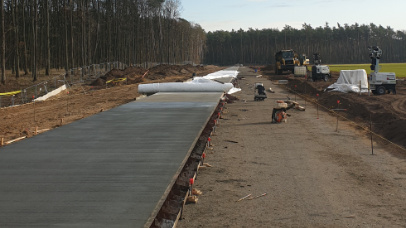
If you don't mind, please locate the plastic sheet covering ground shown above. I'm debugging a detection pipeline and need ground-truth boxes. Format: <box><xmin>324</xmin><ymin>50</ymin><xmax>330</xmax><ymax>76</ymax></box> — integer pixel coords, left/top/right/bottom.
<box><xmin>203</xmin><ymin>70</ymin><xmax>239</xmax><ymax>80</ymax></box>
<box><xmin>138</xmin><ymin>82</ymin><xmax>234</xmax><ymax>94</ymax></box>
<box><xmin>138</xmin><ymin>67</ymin><xmax>241</xmax><ymax>95</ymax></box>
<box><xmin>227</xmin><ymin>87</ymin><xmax>242</xmax><ymax>94</ymax></box>
<box><xmin>327</xmin><ymin>69</ymin><xmax>369</xmax><ymax>93</ymax></box>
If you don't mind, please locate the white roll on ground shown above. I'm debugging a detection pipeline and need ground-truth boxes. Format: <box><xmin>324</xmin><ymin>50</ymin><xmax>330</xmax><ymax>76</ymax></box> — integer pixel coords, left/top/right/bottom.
<box><xmin>138</xmin><ymin>82</ymin><xmax>234</xmax><ymax>94</ymax></box>
<box><xmin>34</xmin><ymin>84</ymin><xmax>67</xmax><ymax>102</ymax></box>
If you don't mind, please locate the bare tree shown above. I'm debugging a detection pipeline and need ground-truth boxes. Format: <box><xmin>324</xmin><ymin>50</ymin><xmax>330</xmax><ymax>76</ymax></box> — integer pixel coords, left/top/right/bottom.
<box><xmin>13</xmin><ymin>0</ymin><xmax>20</xmax><ymax>78</ymax></box>
<box><xmin>22</xmin><ymin>0</ymin><xmax>28</xmax><ymax>75</ymax></box>
<box><xmin>1</xmin><ymin>0</ymin><xmax>5</xmax><ymax>84</ymax></box>
<box><xmin>64</xmin><ymin>0</ymin><xmax>69</xmax><ymax>74</ymax></box>
<box><xmin>31</xmin><ymin>0</ymin><xmax>38</xmax><ymax>81</ymax></box>
<box><xmin>0</xmin><ymin>0</ymin><xmax>216</xmax><ymax>74</ymax></box>
<box><xmin>45</xmin><ymin>0</ymin><xmax>50</xmax><ymax>75</ymax></box>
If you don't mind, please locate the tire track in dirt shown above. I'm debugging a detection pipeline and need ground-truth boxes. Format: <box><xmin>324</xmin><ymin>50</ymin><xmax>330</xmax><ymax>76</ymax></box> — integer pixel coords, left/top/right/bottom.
<box><xmin>178</xmin><ymin>67</ymin><xmax>406</xmax><ymax>228</ymax></box>
<box><xmin>391</xmin><ymin>97</ymin><xmax>406</xmax><ymax>115</ymax></box>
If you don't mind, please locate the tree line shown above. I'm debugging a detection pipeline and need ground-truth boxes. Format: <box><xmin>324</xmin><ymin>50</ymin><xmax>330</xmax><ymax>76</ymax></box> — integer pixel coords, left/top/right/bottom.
<box><xmin>0</xmin><ymin>0</ymin><xmax>206</xmax><ymax>84</ymax></box>
<box><xmin>2</xmin><ymin>1</ymin><xmax>405</xmax><ymax>85</ymax></box>
<box><xmin>204</xmin><ymin>23</ymin><xmax>406</xmax><ymax>66</ymax></box>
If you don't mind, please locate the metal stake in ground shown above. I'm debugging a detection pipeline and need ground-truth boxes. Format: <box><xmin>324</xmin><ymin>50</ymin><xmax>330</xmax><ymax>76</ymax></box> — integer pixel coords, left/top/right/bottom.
<box><xmin>294</xmin><ymin>85</ymin><xmax>297</xmax><ymax>101</ymax></box>
<box><xmin>201</xmin><ymin>153</ymin><xmax>206</xmax><ymax>165</ymax></box>
<box><xmin>33</xmin><ymin>95</ymin><xmax>36</xmax><ymax>122</ymax></box>
<box><xmin>316</xmin><ymin>94</ymin><xmax>319</xmax><ymax>119</ymax></box>
<box><xmin>66</xmin><ymin>90</ymin><xmax>70</xmax><ymax>113</ymax></box>
<box><xmin>207</xmin><ymin>137</ymin><xmax>211</xmax><ymax>148</ymax></box>
<box><xmin>189</xmin><ymin>178</ymin><xmax>194</xmax><ymax>195</ymax></box>
<box><xmin>370</xmin><ymin>114</ymin><xmax>374</xmax><ymax>155</ymax></box>
<box><xmin>332</xmin><ymin>100</ymin><xmax>348</xmax><ymax>132</ymax></box>
<box><xmin>336</xmin><ymin>100</ymin><xmax>340</xmax><ymax>132</ymax></box>
<box><xmin>304</xmin><ymin>82</ymin><xmax>307</xmax><ymax>109</ymax></box>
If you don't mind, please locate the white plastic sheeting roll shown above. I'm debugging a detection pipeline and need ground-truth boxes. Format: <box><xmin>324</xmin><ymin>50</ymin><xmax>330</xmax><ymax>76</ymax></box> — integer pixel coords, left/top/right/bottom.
<box><xmin>204</xmin><ymin>70</ymin><xmax>239</xmax><ymax>80</ymax></box>
<box><xmin>138</xmin><ymin>67</ymin><xmax>240</xmax><ymax>95</ymax></box>
<box><xmin>34</xmin><ymin>84</ymin><xmax>67</xmax><ymax>102</ymax></box>
<box><xmin>138</xmin><ymin>82</ymin><xmax>234</xmax><ymax>94</ymax></box>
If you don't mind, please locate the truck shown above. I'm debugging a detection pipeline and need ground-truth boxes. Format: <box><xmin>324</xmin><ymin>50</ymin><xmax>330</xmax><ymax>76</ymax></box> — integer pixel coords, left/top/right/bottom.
<box><xmin>274</xmin><ymin>50</ymin><xmax>300</xmax><ymax>75</ymax></box>
<box><xmin>368</xmin><ymin>46</ymin><xmax>397</xmax><ymax>95</ymax></box>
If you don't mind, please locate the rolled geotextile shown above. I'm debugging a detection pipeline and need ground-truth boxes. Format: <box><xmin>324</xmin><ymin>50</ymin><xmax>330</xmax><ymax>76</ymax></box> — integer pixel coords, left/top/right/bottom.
<box><xmin>138</xmin><ymin>82</ymin><xmax>234</xmax><ymax>94</ymax></box>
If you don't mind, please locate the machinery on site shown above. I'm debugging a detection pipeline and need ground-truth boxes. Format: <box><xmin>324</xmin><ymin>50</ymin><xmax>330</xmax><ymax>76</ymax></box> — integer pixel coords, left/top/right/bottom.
<box><xmin>254</xmin><ymin>82</ymin><xmax>267</xmax><ymax>101</ymax></box>
<box><xmin>300</xmin><ymin>54</ymin><xmax>310</xmax><ymax>66</ymax></box>
<box><xmin>274</xmin><ymin>50</ymin><xmax>300</xmax><ymax>75</ymax></box>
<box><xmin>368</xmin><ymin>46</ymin><xmax>397</xmax><ymax>95</ymax></box>
<box><xmin>293</xmin><ymin>54</ymin><xmax>310</xmax><ymax>77</ymax></box>
<box><xmin>311</xmin><ymin>53</ymin><xmax>330</xmax><ymax>81</ymax></box>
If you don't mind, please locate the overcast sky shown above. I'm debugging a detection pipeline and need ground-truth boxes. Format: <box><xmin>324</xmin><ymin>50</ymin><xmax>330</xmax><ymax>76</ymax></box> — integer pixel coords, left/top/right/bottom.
<box><xmin>181</xmin><ymin>0</ymin><xmax>406</xmax><ymax>32</ymax></box>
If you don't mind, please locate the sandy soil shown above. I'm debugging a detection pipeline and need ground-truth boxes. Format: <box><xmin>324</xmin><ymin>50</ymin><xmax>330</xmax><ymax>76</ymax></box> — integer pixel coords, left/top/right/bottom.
<box><xmin>177</xmin><ymin>67</ymin><xmax>406</xmax><ymax>227</ymax></box>
<box><xmin>2</xmin><ymin>65</ymin><xmax>406</xmax><ymax>227</ymax></box>
<box><xmin>280</xmin><ymin>70</ymin><xmax>406</xmax><ymax>150</ymax></box>
<box><xmin>0</xmin><ymin>65</ymin><xmax>222</xmax><ymax>144</ymax></box>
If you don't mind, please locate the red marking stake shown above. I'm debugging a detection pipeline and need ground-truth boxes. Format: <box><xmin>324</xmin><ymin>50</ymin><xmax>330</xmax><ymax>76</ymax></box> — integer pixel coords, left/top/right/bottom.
<box><xmin>189</xmin><ymin>178</ymin><xmax>194</xmax><ymax>195</ymax></box>
<box><xmin>316</xmin><ymin>94</ymin><xmax>320</xmax><ymax>119</ymax></box>
<box><xmin>202</xmin><ymin>152</ymin><xmax>206</xmax><ymax>165</ymax></box>
<box><xmin>207</xmin><ymin>137</ymin><xmax>212</xmax><ymax>148</ymax></box>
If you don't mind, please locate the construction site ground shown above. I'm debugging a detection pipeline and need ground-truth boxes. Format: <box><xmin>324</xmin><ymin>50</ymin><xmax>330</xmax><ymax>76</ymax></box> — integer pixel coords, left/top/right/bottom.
<box><xmin>178</xmin><ymin>67</ymin><xmax>406</xmax><ymax>227</ymax></box>
<box><xmin>1</xmin><ymin>65</ymin><xmax>406</xmax><ymax>227</ymax></box>
<box><xmin>0</xmin><ymin>64</ymin><xmax>222</xmax><ymax>143</ymax></box>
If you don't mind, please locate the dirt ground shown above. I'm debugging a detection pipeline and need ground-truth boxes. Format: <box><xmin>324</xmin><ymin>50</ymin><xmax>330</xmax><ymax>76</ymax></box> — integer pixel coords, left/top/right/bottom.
<box><xmin>0</xmin><ymin>64</ymin><xmax>223</xmax><ymax>143</ymax></box>
<box><xmin>2</xmin><ymin>64</ymin><xmax>406</xmax><ymax>227</ymax></box>
<box><xmin>278</xmin><ymin>70</ymin><xmax>406</xmax><ymax>150</ymax></box>
<box><xmin>177</xmin><ymin>67</ymin><xmax>406</xmax><ymax>227</ymax></box>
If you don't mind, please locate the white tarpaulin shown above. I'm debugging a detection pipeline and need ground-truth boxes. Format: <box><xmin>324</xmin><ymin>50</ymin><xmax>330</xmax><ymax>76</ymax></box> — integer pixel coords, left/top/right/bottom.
<box><xmin>327</xmin><ymin>69</ymin><xmax>369</xmax><ymax>93</ymax></box>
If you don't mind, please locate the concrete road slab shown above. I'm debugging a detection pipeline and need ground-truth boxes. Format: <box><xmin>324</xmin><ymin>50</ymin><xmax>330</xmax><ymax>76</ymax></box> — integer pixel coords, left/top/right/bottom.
<box><xmin>0</xmin><ymin>92</ymin><xmax>223</xmax><ymax>227</ymax></box>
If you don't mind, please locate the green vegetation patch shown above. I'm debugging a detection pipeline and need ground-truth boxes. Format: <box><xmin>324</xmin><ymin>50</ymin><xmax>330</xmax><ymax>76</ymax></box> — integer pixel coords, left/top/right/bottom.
<box><xmin>328</xmin><ymin>63</ymin><xmax>406</xmax><ymax>78</ymax></box>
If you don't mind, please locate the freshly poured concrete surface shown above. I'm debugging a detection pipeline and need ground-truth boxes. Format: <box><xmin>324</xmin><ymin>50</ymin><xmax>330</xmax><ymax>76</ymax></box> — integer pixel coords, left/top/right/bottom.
<box><xmin>0</xmin><ymin>92</ymin><xmax>223</xmax><ymax>227</ymax></box>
